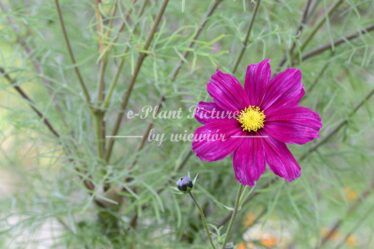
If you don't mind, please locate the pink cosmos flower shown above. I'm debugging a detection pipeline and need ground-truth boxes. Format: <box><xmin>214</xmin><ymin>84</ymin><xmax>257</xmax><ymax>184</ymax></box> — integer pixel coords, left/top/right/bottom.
<box><xmin>192</xmin><ymin>59</ymin><xmax>322</xmax><ymax>186</ymax></box>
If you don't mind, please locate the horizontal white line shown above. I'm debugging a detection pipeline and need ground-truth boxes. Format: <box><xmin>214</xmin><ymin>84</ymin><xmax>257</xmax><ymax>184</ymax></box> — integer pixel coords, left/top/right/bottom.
<box><xmin>105</xmin><ymin>135</ymin><xmax>143</xmax><ymax>138</ymax></box>
<box><xmin>231</xmin><ymin>135</ymin><xmax>269</xmax><ymax>138</ymax></box>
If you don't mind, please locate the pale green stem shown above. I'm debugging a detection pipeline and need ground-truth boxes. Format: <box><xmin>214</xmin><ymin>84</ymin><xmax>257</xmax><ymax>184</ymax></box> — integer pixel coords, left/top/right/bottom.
<box><xmin>221</xmin><ymin>184</ymin><xmax>245</xmax><ymax>249</ymax></box>
<box><xmin>299</xmin><ymin>0</ymin><xmax>344</xmax><ymax>52</ymax></box>
<box><xmin>54</xmin><ymin>0</ymin><xmax>91</xmax><ymax>105</ymax></box>
<box><xmin>232</xmin><ymin>0</ymin><xmax>261</xmax><ymax>74</ymax></box>
<box><xmin>189</xmin><ymin>192</ymin><xmax>217</xmax><ymax>249</ymax></box>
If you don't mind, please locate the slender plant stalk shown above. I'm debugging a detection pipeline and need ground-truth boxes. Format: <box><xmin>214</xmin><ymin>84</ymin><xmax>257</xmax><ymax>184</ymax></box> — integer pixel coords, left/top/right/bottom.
<box><xmin>299</xmin><ymin>0</ymin><xmax>344</xmax><ymax>52</ymax></box>
<box><xmin>308</xmin><ymin>0</ymin><xmax>321</xmax><ymax>19</ymax></box>
<box><xmin>217</xmin><ymin>178</ymin><xmax>276</xmax><ymax>227</ymax></box>
<box><xmin>169</xmin><ymin>0</ymin><xmax>223</xmax><ymax>81</ymax></box>
<box><xmin>334</xmin><ymin>202</ymin><xmax>374</xmax><ymax>249</ymax></box>
<box><xmin>105</xmin><ymin>0</ymin><xmax>170</xmax><ymax>162</ymax></box>
<box><xmin>110</xmin><ymin>0</ymin><xmax>138</xmax><ymax>45</ymax></box>
<box><xmin>95</xmin><ymin>0</ymin><xmax>106</xmax><ymax>160</ymax></box>
<box><xmin>54</xmin><ymin>0</ymin><xmax>91</xmax><ymax>105</ymax></box>
<box><xmin>304</xmin><ymin>60</ymin><xmax>331</xmax><ymax>96</ymax></box>
<box><xmin>317</xmin><ymin>180</ymin><xmax>374</xmax><ymax>248</ymax></box>
<box><xmin>232</xmin><ymin>0</ymin><xmax>261</xmax><ymax>74</ymax></box>
<box><xmin>102</xmin><ymin>56</ymin><xmax>126</xmax><ymax>109</ymax></box>
<box><xmin>221</xmin><ymin>184</ymin><xmax>244</xmax><ymax>249</ymax></box>
<box><xmin>302</xmin><ymin>24</ymin><xmax>374</xmax><ymax>61</ymax></box>
<box><xmin>102</xmin><ymin>0</ymin><xmax>148</xmax><ymax>110</ymax></box>
<box><xmin>189</xmin><ymin>192</ymin><xmax>217</xmax><ymax>249</ymax></box>
<box><xmin>94</xmin><ymin>110</ymin><xmax>105</xmax><ymax>159</ymax></box>
<box><xmin>277</xmin><ymin>0</ymin><xmax>313</xmax><ymax>70</ymax></box>
<box><xmin>105</xmin><ymin>0</ymin><xmax>119</xmax><ymax>38</ymax></box>
<box><xmin>0</xmin><ymin>67</ymin><xmax>60</xmax><ymax>137</ymax></box>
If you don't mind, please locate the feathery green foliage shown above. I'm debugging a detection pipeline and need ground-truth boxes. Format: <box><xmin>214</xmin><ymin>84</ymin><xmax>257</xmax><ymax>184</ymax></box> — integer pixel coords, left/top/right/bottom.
<box><xmin>1</xmin><ymin>0</ymin><xmax>374</xmax><ymax>248</ymax></box>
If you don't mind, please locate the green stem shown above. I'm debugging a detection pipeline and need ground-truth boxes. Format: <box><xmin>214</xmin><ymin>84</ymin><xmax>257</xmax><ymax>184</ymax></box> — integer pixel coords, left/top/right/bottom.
<box><xmin>334</xmin><ymin>202</ymin><xmax>374</xmax><ymax>249</ymax></box>
<box><xmin>276</xmin><ymin>0</ymin><xmax>313</xmax><ymax>70</ymax></box>
<box><xmin>54</xmin><ymin>0</ymin><xmax>91</xmax><ymax>105</ymax></box>
<box><xmin>317</xmin><ymin>181</ymin><xmax>374</xmax><ymax>248</ymax></box>
<box><xmin>299</xmin><ymin>0</ymin><xmax>344</xmax><ymax>52</ymax></box>
<box><xmin>0</xmin><ymin>67</ymin><xmax>60</xmax><ymax>138</ymax></box>
<box><xmin>188</xmin><ymin>192</ymin><xmax>217</xmax><ymax>249</ymax></box>
<box><xmin>221</xmin><ymin>184</ymin><xmax>244</xmax><ymax>249</ymax></box>
<box><xmin>302</xmin><ymin>24</ymin><xmax>374</xmax><ymax>61</ymax></box>
<box><xmin>232</xmin><ymin>0</ymin><xmax>261</xmax><ymax>74</ymax></box>
<box><xmin>94</xmin><ymin>0</ymin><xmax>107</xmax><ymax>161</ymax></box>
<box><xmin>94</xmin><ymin>110</ymin><xmax>105</xmax><ymax>160</ymax></box>
<box><xmin>102</xmin><ymin>0</ymin><xmax>149</xmax><ymax>110</ymax></box>
<box><xmin>102</xmin><ymin>51</ymin><xmax>126</xmax><ymax>110</ymax></box>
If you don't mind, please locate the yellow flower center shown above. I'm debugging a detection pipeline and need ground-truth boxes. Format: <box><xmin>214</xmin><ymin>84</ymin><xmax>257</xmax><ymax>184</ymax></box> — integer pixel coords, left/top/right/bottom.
<box><xmin>237</xmin><ymin>106</ymin><xmax>265</xmax><ymax>132</ymax></box>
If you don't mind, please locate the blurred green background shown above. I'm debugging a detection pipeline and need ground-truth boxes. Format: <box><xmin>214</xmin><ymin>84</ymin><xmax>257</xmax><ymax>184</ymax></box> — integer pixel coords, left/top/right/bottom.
<box><xmin>1</xmin><ymin>0</ymin><xmax>374</xmax><ymax>248</ymax></box>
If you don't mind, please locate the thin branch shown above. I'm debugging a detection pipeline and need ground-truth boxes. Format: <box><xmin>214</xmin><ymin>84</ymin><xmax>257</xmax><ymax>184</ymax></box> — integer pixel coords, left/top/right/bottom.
<box><xmin>95</xmin><ymin>0</ymin><xmax>106</xmax><ymax>160</ymax></box>
<box><xmin>111</xmin><ymin>0</ymin><xmax>139</xmax><ymax>45</ymax></box>
<box><xmin>302</xmin><ymin>24</ymin><xmax>374</xmax><ymax>61</ymax></box>
<box><xmin>169</xmin><ymin>0</ymin><xmax>223</xmax><ymax>81</ymax></box>
<box><xmin>189</xmin><ymin>192</ymin><xmax>217</xmax><ymax>249</ymax></box>
<box><xmin>221</xmin><ymin>185</ymin><xmax>244</xmax><ymax>249</ymax></box>
<box><xmin>304</xmin><ymin>60</ymin><xmax>331</xmax><ymax>97</ymax></box>
<box><xmin>232</xmin><ymin>0</ymin><xmax>261</xmax><ymax>74</ymax></box>
<box><xmin>307</xmin><ymin>0</ymin><xmax>321</xmax><ymax>20</ymax></box>
<box><xmin>216</xmin><ymin>178</ymin><xmax>277</xmax><ymax>227</ymax></box>
<box><xmin>299</xmin><ymin>0</ymin><xmax>344</xmax><ymax>52</ymax></box>
<box><xmin>54</xmin><ymin>0</ymin><xmax>91</xmax><ymax>104</ymax></box>
<box><xmin>102</xmin><ymin>0</ymin><xmax>148</xmax><ymax>110</ymax></box>
<box><xmin>334</xmin><ymin>202</ymin><xmax>374</xmax><ymax>249</ymax></box>
<box><xmin>105</xmin><ymin>0</ymin><xmax>119</xmax><ymax>38</ymax></box>
<box><xmin>0</xmin><ymin>67</ymin><xmax>60</xmax><ymax>138</ymax></box>
<box><xmin>105</xmin><ymin>0</ymin><xmax>170</xmax><ymax>162</ymax></box>
<box><xmin>277</xmin><ymin>0</ymin><xmax>313</xmax><ymax>70</ymax></box>
<box><xmin>317</xmin><ymin>180</ymin><xmax>374</xmax><ymax>248</ymax></box>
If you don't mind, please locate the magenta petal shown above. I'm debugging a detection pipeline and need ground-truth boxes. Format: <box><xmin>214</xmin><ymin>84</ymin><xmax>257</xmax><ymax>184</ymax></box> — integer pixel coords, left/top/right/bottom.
<box><xmin>232</xmin><ymin>138</ymin><xmax>265</xmax><ymax>186</ymax></box>
<box><xmin>207</xmin><ymin>69</ymin><xmax>249</xmax><ymax>112</ymax></box>
<box><xmin>264</xmin><ymin>106</ymin><xmax>322</xmax><ymax>144</ymax></box>
<box><xmin>192</xmin><ymin>120</ymin><xmax>242</xmax><ymax>161</ymax></box>
<box><xmin>263</xmin><ymin>137</ymin><xmax>301</xmax><ymax>182</ymax></box>
<box><xmin>244</xmin><ymin>59</ymin><xmax>271</xmax><ymax>106</ymax></box>
<box><xmin>194</xmin><ymin>101</ymin><xmax>229</xmax><ymax>124</ymax></box>
<box><xmin>262</xmin><ymin>68</ymin><xmax>304</xmax><ymax>110</ymax></box>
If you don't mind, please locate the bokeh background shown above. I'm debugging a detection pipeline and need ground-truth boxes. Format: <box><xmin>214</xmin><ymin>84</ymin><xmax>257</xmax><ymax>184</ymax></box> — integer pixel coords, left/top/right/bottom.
<box><xmin>1</xmin><ymin>0</ymin><xmax>374</xmax><ymax>248</ymax></box>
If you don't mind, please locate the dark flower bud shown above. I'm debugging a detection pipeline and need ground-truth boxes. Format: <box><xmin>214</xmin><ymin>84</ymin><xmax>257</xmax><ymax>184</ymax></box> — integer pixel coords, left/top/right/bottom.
<box><xmin>176</xmin><ymin>176</ymin><xmax>193</xmax><ymax>192</ymax></box>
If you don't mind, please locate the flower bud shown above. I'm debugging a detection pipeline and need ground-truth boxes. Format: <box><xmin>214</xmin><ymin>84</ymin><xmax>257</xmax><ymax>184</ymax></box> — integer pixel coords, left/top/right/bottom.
<box><xmin>176</xmin><ymin>176</ymin><xmax>193</xmax><ymax>192</ymax></box>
